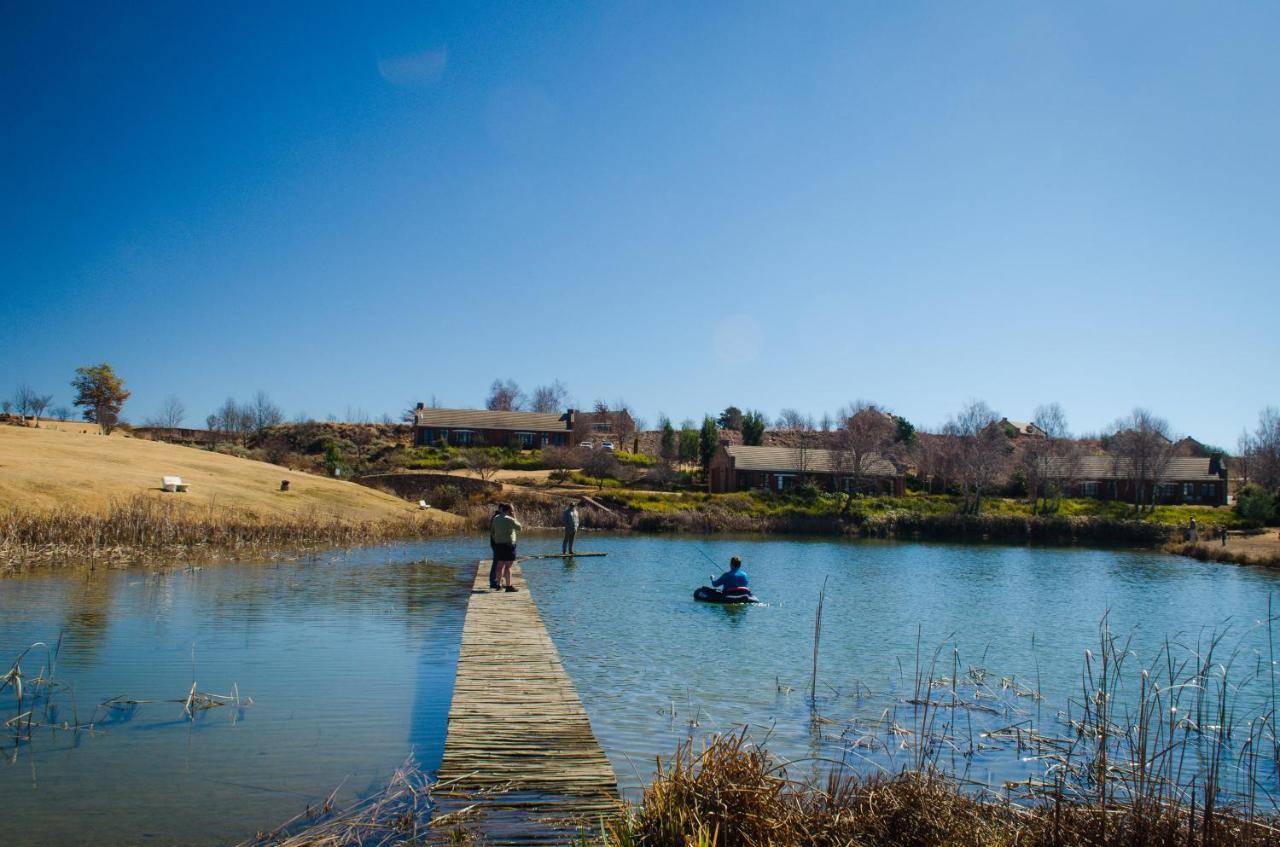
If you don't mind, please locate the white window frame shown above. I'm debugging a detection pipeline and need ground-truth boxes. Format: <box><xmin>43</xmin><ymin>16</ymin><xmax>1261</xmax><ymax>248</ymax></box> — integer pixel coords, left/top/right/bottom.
<box><xmin>453</xmin><ymin>429</ymin><xmax>473</xmax><ymax>447</ymax></box>
<box><xmin>1082</xmin><ymin>481</ymin><xmax>1099</xmax><ymax>497</ymax></box>
<box><xmin>515</xmin><ymin>431</ymin><xmax>535</xmax><ymax>449</ymax></box>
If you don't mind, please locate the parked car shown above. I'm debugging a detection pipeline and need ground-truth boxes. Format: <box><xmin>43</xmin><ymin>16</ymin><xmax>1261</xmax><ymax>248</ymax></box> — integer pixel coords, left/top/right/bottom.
<box><xmin>579</xmin><ymin>441</ymin><xmax>594</xmax><ymax>449</ymax></box>
<box><xmin>601</xmin><ymin>441</ymin><xmax>615</xmax><ymax>452</ymax></box>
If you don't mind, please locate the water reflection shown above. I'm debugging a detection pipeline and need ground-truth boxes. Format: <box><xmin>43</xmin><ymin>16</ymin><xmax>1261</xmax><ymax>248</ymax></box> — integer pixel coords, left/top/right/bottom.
<box><xmin>0</xmin><ymin>546</ymin><xmax>473</xmax><ymax>847</ymax></box>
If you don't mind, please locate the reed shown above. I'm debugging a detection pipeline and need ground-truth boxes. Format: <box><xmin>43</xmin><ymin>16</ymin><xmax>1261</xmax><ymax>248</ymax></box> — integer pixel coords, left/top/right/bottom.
<box><xmin>0</xmin><ymin>495</ymin><xmax>448</xmax><ymax>572</ymax></box>
<box><xmin>603</xmin><ymin>732</ymin><xmax>1280</xmax><ymax>847</ymax></box>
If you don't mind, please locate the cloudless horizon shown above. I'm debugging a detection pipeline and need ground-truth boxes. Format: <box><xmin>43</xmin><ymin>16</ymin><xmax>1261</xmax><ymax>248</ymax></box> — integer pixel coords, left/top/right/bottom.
<box><xmin>3</xmin><ymin>2</ymin><xmax>1277</xmax><ymax>447</ymax></box>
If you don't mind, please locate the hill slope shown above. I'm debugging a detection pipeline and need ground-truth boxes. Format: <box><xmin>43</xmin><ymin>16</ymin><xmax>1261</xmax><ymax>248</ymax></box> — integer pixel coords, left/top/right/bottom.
<box><xmin>0</xmin><ymin>424</ymin><xmax>461</xmax><ymax>526</ymax></box>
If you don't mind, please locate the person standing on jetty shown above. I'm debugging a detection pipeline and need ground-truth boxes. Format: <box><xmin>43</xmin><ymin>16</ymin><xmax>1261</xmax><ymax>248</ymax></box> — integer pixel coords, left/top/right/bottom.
<box><xmin>562</xmin><ymin>500</ymin><xmax>580</xmax><ymax>555</ymax></box>
<box><xmin>489</xmin><ymin>503</ymin><xmax>522</xmax><ymax>592</ymax></box>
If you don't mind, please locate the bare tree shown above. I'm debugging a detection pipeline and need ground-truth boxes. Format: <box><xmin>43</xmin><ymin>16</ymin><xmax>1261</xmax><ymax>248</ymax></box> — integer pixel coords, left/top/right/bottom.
<box><xmin>542</xmin><ymin>446</ymin><xmax>578</xmax><ymax>482</ymax></box>
<box><xmin>145</xmin><ymin>395</ymin><xmax>186</xmax><ymax>429</ymax></box>
<box><xmin>1107</xmin><ymin>408</ymin><xmax>1176</xmax><ymax>514</ymax></box>
<box><xmin>834</xmin><ymin>402</ymin><xmax>896</xmax><ymax>511</ymax></box>
<box><xmin>776</xmin><ymin>408</ymin><xmax>811</xmax><ymax>431</ymax></box>
<box><xmin>818</xmin><ymin>412</ymin><xmax>833</xmax><ymax>432</ymax></box>
<box><xmin>1241</xmin><ymin>407</ymin><xmax>1280</xmax><ymax>494</ymax></box>
<box><xmin>29</xmin><ymin>392</ymin><xmax>52</xmax><ymax>426</ymax></box>
<box><xmin>944</xmin><ymin>401</ymin><xmax>1009</xmax><ymax>514</ymax></box>
<box><xmin>486</xmin><ymin>379</ymin><xmax>524</xmax><ymax>411</ymax></box>
<box><xmin>1020</xmin><ymin>402</ymin><xmax>1069</xmax><ymax>513</ymax></box>
<box><xmin>51</xmin><ymin>404</ymin><xmax>71</xmax><ymax>421</ymax></box>
<box><xmin>613</xmin><ymin>398</ymin><xmax>636</xmax><ymax>450</ymax></box>
<box><xmin>581</xmin><ymin>448</ymin><xmax>618</xmax><ymax>490</ymax></box>
<box><xmin>529</xmin><ymin>380</ymin><xmax>569</xmax><ymax>413</ymax></box>
<box><xmin>464</xmin><ymin>449</ymin><xmax>502</xmax><ymax>482</ymax></box>
<box><xmin>253</xmin><ymin>391</ymin><xmax>284</xmax><ymax>432</ymax></box>
<box><xmin>213</xmin><ymin>397</ymin><xmax>253</xmax><ymax>438</ymax></box>
<box><xmin>12</xmin><ymin>384</ymin><xmax>37</xmax><ymax>423</ymax></box>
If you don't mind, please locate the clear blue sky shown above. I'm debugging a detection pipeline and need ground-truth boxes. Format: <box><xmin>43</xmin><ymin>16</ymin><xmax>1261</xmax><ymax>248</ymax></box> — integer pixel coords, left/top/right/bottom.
<box><xmin>3</xmin><ymin>2</ymin><xmax>1277</xmax><ymax>447</ymax></box>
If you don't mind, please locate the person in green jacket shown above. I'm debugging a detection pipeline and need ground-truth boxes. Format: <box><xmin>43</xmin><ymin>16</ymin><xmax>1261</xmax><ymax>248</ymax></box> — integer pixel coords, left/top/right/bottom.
<box><xmin>489</xmin><ymin>503</ymin><xmax>522</xmax><ymax>592</ymax></box>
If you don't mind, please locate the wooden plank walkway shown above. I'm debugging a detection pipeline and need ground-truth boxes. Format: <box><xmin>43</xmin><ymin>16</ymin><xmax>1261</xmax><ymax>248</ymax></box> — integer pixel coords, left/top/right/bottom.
<box><xmin>433</xmin><ymin>561</ymin><xmax>618</xmax><ymax>843</ymax></box>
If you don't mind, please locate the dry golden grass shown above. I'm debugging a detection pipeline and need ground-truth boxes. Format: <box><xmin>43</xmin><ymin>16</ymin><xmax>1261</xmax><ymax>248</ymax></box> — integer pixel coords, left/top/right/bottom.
<box><xmin>0</xmin><ymin>424</ymin><xmax>460</xmax><ymax>525</ymax></box>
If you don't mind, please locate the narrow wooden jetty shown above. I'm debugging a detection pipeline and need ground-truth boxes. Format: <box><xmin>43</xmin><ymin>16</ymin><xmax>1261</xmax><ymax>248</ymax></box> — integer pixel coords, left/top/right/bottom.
<box><xmin>434</xmin><ymin>561</ymin><xmax>618</xmax><ymax>843</ymax></box>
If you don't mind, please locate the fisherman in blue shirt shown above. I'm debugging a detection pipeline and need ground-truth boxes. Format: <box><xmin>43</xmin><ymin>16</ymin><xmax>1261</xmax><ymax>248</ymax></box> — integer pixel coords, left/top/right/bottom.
<box><xmin>711</xmin><ymin>556</ymin><xmax>750</xmax><ymax>598</ymax></box>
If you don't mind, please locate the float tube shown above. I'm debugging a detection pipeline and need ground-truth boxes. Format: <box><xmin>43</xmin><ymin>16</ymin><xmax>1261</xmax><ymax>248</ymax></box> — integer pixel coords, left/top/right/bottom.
<box><xmin>693</xmin><ymin>586</ymin><xmax>759</xmax><ymax>605</ymax></box>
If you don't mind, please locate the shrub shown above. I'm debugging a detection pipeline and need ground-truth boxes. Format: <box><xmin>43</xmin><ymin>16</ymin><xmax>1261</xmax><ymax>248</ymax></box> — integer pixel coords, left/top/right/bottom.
<box><xmin>1236</xmin><ymin>484</ymin><xmax>1278</xmax><ymax>526</ymax></box>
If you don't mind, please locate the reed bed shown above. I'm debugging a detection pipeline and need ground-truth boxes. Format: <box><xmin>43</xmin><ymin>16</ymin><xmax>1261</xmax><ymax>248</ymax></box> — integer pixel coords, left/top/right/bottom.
<box><xmin>237</xmin><ymin>757</ymin><xmax>436</xmax><ymax>847</ymax></box>
<box><xmin>0</xmin><ymin>495</ymin><xmax>446</xmax><ymax>572</ymax></box>
<box><xmin>604</xmin><ymin>731</ymin><xmax>1280</xmax><ymax>847</ymax></box>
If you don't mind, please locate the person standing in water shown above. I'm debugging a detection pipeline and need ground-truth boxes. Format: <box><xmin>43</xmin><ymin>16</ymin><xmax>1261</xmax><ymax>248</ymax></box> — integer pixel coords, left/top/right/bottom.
<box><xmin>562</xmin><ymin>500</ymin><xmax>580</xmax><ymax>555</ymax></box>
<box><xmin>490</xmin><ymin>503</ymin><xmax>522</xmax><ymax>592</ymax></box>
<box><xmin>711</xmin><ymin>556</ymin><xmax>750</xmax><ymax>598</ymax></box>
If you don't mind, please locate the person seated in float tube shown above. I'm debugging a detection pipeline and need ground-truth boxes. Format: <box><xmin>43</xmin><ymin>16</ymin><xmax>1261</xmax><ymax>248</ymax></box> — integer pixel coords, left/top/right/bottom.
<box><xmin>711</xmin><ymin>556</ymin><xmax>750</xmax><ymax>598</ymax></box>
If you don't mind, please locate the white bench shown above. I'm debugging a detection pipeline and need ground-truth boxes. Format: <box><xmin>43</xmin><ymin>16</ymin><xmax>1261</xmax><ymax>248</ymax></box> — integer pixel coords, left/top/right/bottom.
<box><xmin>161</xmin><ymin>475</ymin><xmax>190</xmax><ymax>493</ymax></box>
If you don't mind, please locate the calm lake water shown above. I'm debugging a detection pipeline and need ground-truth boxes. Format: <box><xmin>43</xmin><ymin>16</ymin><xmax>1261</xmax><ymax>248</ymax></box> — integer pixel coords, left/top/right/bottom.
<box><xmin>3</xmin><ymin>534</ymin><xmax>1279</xmax><ymax>844</ymax></box>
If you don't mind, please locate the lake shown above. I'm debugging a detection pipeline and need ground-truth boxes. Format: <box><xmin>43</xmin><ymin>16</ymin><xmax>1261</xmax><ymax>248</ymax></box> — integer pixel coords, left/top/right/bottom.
<box><xmin>3</xmin><ymin>533</ymin><xmax>1278</xmax><ymax>844</ymax></box>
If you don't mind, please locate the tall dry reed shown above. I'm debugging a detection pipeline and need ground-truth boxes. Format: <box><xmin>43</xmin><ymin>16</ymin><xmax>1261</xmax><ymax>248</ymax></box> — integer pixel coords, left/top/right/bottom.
<box><xmin>0</xmin><ymin>495</ymin><xmax>446</xmax><ymax>572</ymax></box>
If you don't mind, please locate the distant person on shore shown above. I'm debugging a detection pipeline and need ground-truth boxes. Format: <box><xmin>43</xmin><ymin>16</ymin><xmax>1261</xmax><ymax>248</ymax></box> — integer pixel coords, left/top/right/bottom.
<box><xmin>1189</xmin><ymin>517</ymin><xmax>1198</xmax><ymax>543</ymax></box>
<box><xmin>490</xmin><ymin>503</ymin><xmax>522</xmax><ymax>592</ymax></box>
<box><xmin>711</xmin><ymin>556</ymin><xmax>751</xmax><ymax>598</ymax></box>
<box><xmin>562</xmin><ymin>501</ymin><xmax>580</xmax><ymax>555</ymax></box>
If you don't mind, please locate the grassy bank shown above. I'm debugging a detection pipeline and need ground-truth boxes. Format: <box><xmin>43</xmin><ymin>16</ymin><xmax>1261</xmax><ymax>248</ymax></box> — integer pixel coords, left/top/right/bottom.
<box><xmin>584</xmin><ymin>490</ymin><xmax>1207</xmax><ymax>545</ymax></box>
<box><xmin>0</xmin><ymin>495</ymin><xmax>452</xmax><ymax>573</ymax></box>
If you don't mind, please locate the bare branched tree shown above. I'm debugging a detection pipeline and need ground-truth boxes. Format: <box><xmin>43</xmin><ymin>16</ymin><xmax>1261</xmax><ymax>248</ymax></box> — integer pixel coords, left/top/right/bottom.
<box><xmin>12</xmin><ymin>384</ymin><xmax>37</xmax><ymax>423</ymax></box>
<box><xmin>1020</xmin><ymin>402</ymin><xmax>1069</xmax><ymax>514</ymax></box>
<box><xmin>1241</xmin><ymin>407</ymin><xmax>1280</xmax><ymax>494</ymax></box>
<box><xmin>486</xmin><ymin>379</ymin><xmax>524</xmax><ymax>411</ymax></box>
<box><xmin>29</xmin><ymin>392</ymin><xmax>53</xmax><ymax>426</ymax></box>
<box><xmin>1107</xmin><ymin>408</ymin><xmax>1176</xmax><ymax>514</ymax></box>
<box><xmin>145</xmin><ymin>395</ymin><xmax>186</xmax><ymax>429</ymax></box>
<box><xmin>834</xmin><ymin>402</ymin><xmax>896</xmax><ymax>511</ymax></box>
<box><xmin>464</xmin><ymin>449</ymin><xmax>502</xmax><ymax>482</ymax></box>
<box><xmin>944</xmin><ymin>400</ymin><xmax>1009</xmax><ymax>514</ymax></box>
<box><xmin>253</xmin><ymin>391</ymin><xmax>284</xmax><ymax>432</ymax></box>
<box><xmin>529</xmin><ymin>380</ymin><xmax>569</xmax><ymax>413</ymax></box>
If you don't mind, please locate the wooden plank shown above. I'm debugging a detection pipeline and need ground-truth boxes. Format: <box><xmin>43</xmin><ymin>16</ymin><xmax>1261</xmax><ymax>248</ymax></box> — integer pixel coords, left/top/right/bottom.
<box><xmin>434</xmin><ymin>560</ymin><xmax>618</xmax><ymax>844</ymax></box>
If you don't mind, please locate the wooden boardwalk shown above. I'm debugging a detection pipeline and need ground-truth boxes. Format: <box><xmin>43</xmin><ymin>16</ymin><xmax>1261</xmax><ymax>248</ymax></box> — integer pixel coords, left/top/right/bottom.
<box><xmin>434</xmin><ymin>561</ymin><xmax>618</xmax><ymax>843</ymax></box>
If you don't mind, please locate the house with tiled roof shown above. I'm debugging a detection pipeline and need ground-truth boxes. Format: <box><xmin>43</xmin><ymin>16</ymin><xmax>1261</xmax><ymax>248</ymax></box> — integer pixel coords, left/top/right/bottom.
<box><xmin>413</xmin><ymin>405</ymin><xmax>575</xmax><ymax>449</ymax></box>
<box><xmin>1045</xmin><ymin>454</ymin><xmax>1228</xmax><ymax>506</ymax></box>
<box><xmin>708</xmin><ymin>444</ymin><xmax>905</xmax><ymax>495</ymax></box>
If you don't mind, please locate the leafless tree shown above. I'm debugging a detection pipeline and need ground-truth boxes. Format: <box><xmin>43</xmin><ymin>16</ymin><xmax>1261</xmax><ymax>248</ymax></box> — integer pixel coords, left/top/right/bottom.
<box><xmin>12</xmin><ymin>385</ymin><xmax>38</xmax><ymax>423</ymax></box>
<box><xmin>833</xmin><ymin>402</ymin><xmax>896</xmax><ymax>511</ymax></box>
<box><xmin>28</xmin><ymin>392</ymin><xmax>52</xmax><ymax>426</ymax></box>
<box><xmin>486</xmin><ymin>379</ymin><xmax>524</xmax><ymax>411</ymax></box>
<box><xmin>1107</xmin><ymin>408</ymin><xmax>1176</xmax><ymax>514</ymax></box>
<box><xmin>1</xmin><ymin>401</ymin><xmax>12</xmax><ymax>416</ymax></box>
<box><xmin>1241</xmin><ymin>407</ymin><xmax>1280</xmax><ymax>493</ymax></box>
<box><xmin>51</xmin><ymin>405</ymin><xmax>71</xmax><ymax>421</ymax></box>
<box><xmin>613</xmin><ymin>398</ymin><xmax>636</xmax><ymax>450</ymax></box>
<box><xmin>464</xmin><ymin>449</ymin><xmax>502</xmax><ymax>482</ymax></box>
<box><xmin>1020</xmin><ymin>402</ymin><xmax>1069</xmax><ymax>513</ymax></box>
<box><xmin>944</xmin><ymin>400</ymin><xmax>1009</xmax><ymax>514</ymax></box>
<box><xmin>213</xmin><ymin>397</ymin><xmax>253</xmax><ymax>438</ymax></box>
<box><xmin>542</xmin><ymin>446</ymin><xmax>578</xmax><ymax>482</ymax></box>
<box><xmin>529</xmin><ymin>380</ymin><xmax>569</xmax><ymax>413</ymax></box>
<box><xmin>145</xmin><ymin>395</ymin><xmax>186</xmax><ymax>429</ymax></box>
<box><xmin>776</xmin><ymin>408</ymin><xmax>811</xmax><ymax>431</ymax></box>
<box><xmin>581</xmin><ymin>447</ymin><xmax>618</xmax><ymax>490</ymax></box>
<box><xmin>252</xmin><ymin>391</ymin><xmax>284</xmax><ymax>432</ymax></box>
<box><xmin>818</xmin><ymin>412</ymin><xmax>833</xmax><ymax>432</ymax></box>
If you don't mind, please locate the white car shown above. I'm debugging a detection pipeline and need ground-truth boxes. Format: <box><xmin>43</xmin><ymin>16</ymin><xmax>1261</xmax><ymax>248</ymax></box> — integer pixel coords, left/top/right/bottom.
<box><xmin>579</xmin><ymin>441</ymin><xmax>594</xmax><ymax>449</ymax></box>
<box><xmin>601</xmin><ymin>441</ymin><xmax>615</xmax><ymax>452</ymax></box>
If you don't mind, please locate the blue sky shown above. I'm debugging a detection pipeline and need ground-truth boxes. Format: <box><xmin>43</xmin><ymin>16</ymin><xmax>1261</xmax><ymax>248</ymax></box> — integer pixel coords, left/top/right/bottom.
<box><xmin>3</xmin><ymin>2</ymin><xmax>1277</xmax><ymax>446</ymax></box>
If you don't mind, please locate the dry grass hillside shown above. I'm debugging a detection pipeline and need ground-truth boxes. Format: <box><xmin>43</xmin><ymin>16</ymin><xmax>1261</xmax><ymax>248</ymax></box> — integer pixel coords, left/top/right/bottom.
<box><xmin>0</xmin><ymin>423</ymin><xmax>461</xmax><ymax>526</ymax></box>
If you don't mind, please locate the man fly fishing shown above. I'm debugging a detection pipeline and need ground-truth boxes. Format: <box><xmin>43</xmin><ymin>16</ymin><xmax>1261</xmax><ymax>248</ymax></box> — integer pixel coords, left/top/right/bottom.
<box><xmin>710</xmin><ymin>556</ymin><xmax>751</xmax><ymax>599</ymax></box>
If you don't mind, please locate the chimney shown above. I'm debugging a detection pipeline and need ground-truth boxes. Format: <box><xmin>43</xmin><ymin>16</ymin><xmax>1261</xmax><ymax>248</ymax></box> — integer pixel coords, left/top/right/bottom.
<box><xmin>1209</xmin><ymin>452</ymin><xmax>1224</xmax><ymax>477</ymax></box>
<box><xmin>565</xmin><ymin>408</ymin><xmax>576</xmax><ymax>429</ymax></box>
<box><xmin>416</xmin><ymin>402</ymin><xmax>424</xmax><ymax>410</ymax></box>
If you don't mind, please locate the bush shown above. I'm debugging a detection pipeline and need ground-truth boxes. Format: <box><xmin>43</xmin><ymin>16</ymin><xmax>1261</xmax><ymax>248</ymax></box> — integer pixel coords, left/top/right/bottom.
<box><xmin>428</xmin><ymin>484</ymin><xmax>466</xmax><ymax>511</ymax></box>
<box><xmin>1236</xmin><ymin>484</ymin><xmax>1278</xmax><ymax>526</ymax></box>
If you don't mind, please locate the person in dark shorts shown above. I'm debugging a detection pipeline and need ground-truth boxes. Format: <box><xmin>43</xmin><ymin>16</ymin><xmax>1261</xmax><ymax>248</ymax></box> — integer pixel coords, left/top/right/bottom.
<box><xmin>489</xmin><ymin>503</ymin><xmax>522</xmax><ymax>592</ymax></box>
<box><xmin>488</xmin><ymin>506</ymin><xmax>502</xmax><ymax>589</ymax></box>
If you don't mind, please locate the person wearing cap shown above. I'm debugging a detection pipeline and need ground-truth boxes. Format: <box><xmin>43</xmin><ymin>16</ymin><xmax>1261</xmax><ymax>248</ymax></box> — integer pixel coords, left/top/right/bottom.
<box><xmin>562</xmin><ymin>501</ymin><xmax>580</xmax><ymax>555</ymax></box>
